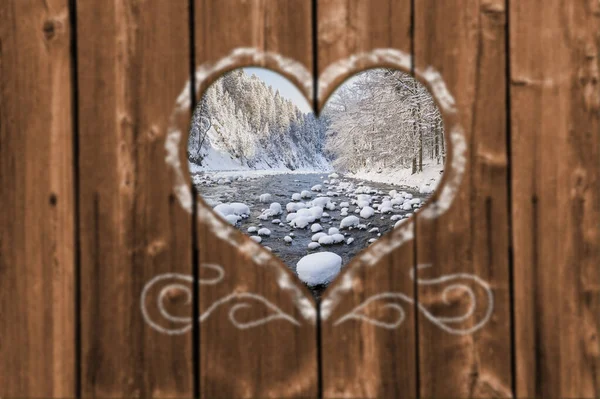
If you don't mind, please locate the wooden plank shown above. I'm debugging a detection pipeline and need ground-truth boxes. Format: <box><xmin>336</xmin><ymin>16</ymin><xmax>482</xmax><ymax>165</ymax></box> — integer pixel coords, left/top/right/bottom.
<box><xmin>510</xmin><ymin>1</ymin><xmax>600</xmax><ymax>396</ymax></box>
<box><xmin>413</xmin><ymin>0</ymin><xmax>513</xmax><ymax>397</ymax></box>
<box><xmin>0</xmin><ymin>0</ymin><xmax>75</xmax><ymax>396</ymax></box>
<box><xmin>316</xmin><ymin>1</ymin><xmax>418</xmax><ymax>397</ymax></box>
<box><xmin>76</xmin><ymin>1</ymin><xmax>193</xmax><ymax>396</ymax></box>
<box><xmin>194</xmin><ymin>1</ymin><xmax>318</xmax><ymax>397</ymax></box>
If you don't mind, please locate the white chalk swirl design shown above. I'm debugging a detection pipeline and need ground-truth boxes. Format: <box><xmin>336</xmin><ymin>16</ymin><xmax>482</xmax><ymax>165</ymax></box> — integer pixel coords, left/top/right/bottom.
<box><xmin>141</xmin><ymin>263</ymin><xmax>301</xmax><ymax>335</ymax></box>
<box><xmin>334</xmin><ymin>265</ymin><xmax>493</xmax><ymax>335</ymax></box>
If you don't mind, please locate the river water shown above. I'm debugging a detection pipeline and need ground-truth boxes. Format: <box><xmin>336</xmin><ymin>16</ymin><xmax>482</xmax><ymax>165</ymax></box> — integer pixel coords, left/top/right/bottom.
<box><xmin>194</xmin><ymin>172</ymin><xmax>430</xmax><ymax>298</ymax></box>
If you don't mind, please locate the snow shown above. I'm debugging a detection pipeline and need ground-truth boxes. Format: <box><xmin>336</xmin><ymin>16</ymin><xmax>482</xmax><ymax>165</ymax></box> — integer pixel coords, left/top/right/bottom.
<box><xmin>271</xmin><ymin>219</ymin><xmax>281</xmax><ymax>224</ymax></box>
<box><xmin>340</xmin><ymin>216</ymin><xmax>360</xmax><ymax>229</ymax></box>
<box><xmin>301</xmin><ymin>190</ymin><xmax>312</xmax><ymax>198</ymax></box>
<box><xmin>269</xmin><ymin>202</ymin><xmax>282</xmax><ymax>215</ymax></box>
<box><xmin>247</xmin><ymin>226</ymin><xmax>258</xmax><ymax>233</ymax></box>
<box><xmin>284</xmin><ymin>236</ymin><xmax>293</xmax><ymax>243</ymax></box>
<box><xmin>307</xmin><ymin>242</ymin><xmax>321</xmax><ymax>250</ymax></box>
<box><xmin>292</xmin><ymin>193</ymin><xmax>302</xmax><ymax>201</ymax></box>
<box><xmin>259</xmin><ymin>193</ymin><xmax>272</xmax><ymax>203</ymax></box>
<box><xmin>214</xmin><ymin>202</ymin><xmax>250</xmax><ymax>217</ymax></box>
<box><xmin>297</xmin><ymin>252</ymin><xmax>342</xmax><ymax>286</ymax></box>
<box><xmin>312</xmin><ymin>232</ymin><xmax>327</xmax><ymax>242</ymax></box>
<box><xmin>286</xmin><ymin>213</ymin><xmax>297</xmax><ymax>222</ymax></box>
<box><xmin>340</xmin><ymin>202</ymin><xmax>350</xmax><ymax>208</ymax></box>
<box><xmin>311</xmin><ymin>184</ymin><xmax>322</xmax><ymax>192</ymax></box>
<box><xmin>328</xmin><ymin>227</ymin><xmax>340</xmax><ymax>235</ymax></box>
<box><xmin>311</xmin><ymin>223</ymin><xmax>323</xmax><ymax>233</ymax></box>
<box><xmin>286</xmin><ymin>202</ymin><xmax>306</xmax><ymax>212</ymax></box>
<box><xmin>346</xmin><ymin>237</ymin><xmax>355</xmax><ymax>245</ymax></box>
<box><xmin>224</xmin><ymin>214</ymin><xmax>240</xmax><ymax>225</ymax></box>
<box><xmin>257</xmin><ymin>228</ymin><xmax>271</xmax><ymax>236</ymax></box>
<box><xmin>309</xmin><ymin>206</ymin><xmax>324</xmax><ymax>219</ymax></box>
<box><xmin>290</xmin><ymin>216</ymin><xmax>311</xmax><ymax>229</ymax></box>
<box><xmin>347</xmin><ymin>163</ymin><xmax>443</xmax><ymax>193</ymax></box>
<box><xmin>331</xmin><ymin>233</ymin><xmax>345</xmax><ymax>243</ymax></box>
<box><xmin>360</xmin><ymin>206</ymin><xmax>375</xmax><ymax>219</ymax></box>
<box><xmin>318</xmin><ymin>235</ymin><xmax>335</xmax><ymax>245</ymax></box>
<box><xmin>311</xmin><ymin>197</ymin><xmax>331</xmax><ymax>208</ymax></box>
<box><xmin>250</xmin><ymin>235</ymin><xmax>262</xmax><ymax>243</ymax></box>
<box><xmin>213</xmin><ymin>203</ymin><xmax>235</xmax><ymax>217</ymax></box>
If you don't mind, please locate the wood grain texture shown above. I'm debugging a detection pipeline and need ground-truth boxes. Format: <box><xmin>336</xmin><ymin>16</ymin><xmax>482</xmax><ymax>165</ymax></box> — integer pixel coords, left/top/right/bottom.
<box><xmin>0</xmin><ymin>0</ymin><xmax>75</xmax><ymax>396</ymax></box>
<box><xmin>76</xmin><ymin>1</ymin><xmax>193</xmax><ymax>396</ymax></box>
<box><xmin>414</xmin><ymin>0</ymin><xmax>513</xmax><ymax>397</ymax></box>
<box><xmin>317</xmin><ymin>0</ymin><xmax>411</xmax><ymax>108</ymax></box>
<box><xmin>317</xmin><ymin>1</ymin><xmax>417</xmax><ymax>398</ymax></box>
<box><xmin>194</xmin><ymin>1</ymin><xmax>318</xmax><ymax>398</ymax></box>
<box><xmin>510</xmin><ymin>0</ymin><xmax>600</xmax><ymax>396</ymax></box>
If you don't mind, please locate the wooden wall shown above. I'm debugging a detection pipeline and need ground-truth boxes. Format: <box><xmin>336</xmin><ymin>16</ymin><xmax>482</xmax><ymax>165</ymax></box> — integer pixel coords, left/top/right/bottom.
<box><xmin>0</xmin><ymin>0</ymin><xmax>598</xmax><ymax>397</ymax></box>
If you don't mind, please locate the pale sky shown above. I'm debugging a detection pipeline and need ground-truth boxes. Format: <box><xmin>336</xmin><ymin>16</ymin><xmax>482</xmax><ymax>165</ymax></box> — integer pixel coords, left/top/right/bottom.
<box><xmin>243</xmin><ymin>67</ymin><xmax>312</xmax><ymax>114</ymax></box>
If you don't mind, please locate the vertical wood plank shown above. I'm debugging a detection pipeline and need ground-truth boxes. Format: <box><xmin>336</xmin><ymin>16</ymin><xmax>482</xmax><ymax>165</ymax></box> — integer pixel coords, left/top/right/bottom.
<box><xmin>77</xmin><ymin>1</ymin><xmax>193</xmax><ymax>396</ymax></box>
<box><xmin>0</xmin><ymin>0</ymin><xmax>75</xmax><ymax>396</ymax></box>
<box><xmin>194</xmin><ymin>1</ymin><xmax>318</xmax><ymax>397</ymax></box>
<box><xmin>317</xmin><ymin>1</ymin><xmax>417</xmax><ymax>397</ymax></box>
<box><xmin>510</xmin><ymin>0</ymin><xmax>600</xmax><ymax>396</ymax></box>
<box><xmin>414</xmin><ymin>0</ymin><xmax>513</xmax><ymax>396</ymax></box>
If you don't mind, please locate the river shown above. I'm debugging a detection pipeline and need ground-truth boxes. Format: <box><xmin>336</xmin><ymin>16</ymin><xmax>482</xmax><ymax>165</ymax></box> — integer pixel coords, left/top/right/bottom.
<box><xmin>193</xmin><ymin>172</ymin><xmax>430</xmax><ymax>298</ymax></box>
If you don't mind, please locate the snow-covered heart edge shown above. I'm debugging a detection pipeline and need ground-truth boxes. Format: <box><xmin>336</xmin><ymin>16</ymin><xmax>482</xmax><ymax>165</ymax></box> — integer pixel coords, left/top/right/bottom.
<box><xmin>163</xmin><ymin>47</ymin><xmax>466</xmax><ymax>324</ymax></box>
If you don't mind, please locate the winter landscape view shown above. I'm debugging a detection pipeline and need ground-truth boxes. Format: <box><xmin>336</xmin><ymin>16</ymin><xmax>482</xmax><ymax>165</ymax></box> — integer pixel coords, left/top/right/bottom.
<box><xmin>189</xmin><ymin>67</ymin><xmax>445</xmax><ymax>298</ymax></box>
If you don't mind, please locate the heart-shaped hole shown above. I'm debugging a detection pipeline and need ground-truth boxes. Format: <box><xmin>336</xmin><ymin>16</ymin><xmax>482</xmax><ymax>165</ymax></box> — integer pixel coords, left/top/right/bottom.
<box><xmin>188</xmin><ymin>67</ymin><xmax>445</xmax><ymax>299</ymax></box>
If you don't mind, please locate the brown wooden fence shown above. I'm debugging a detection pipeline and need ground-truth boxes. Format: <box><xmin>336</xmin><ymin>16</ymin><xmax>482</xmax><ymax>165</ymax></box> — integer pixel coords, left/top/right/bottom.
<box><xmin>1</xmin><ymin>0</ymin><xmax>599</xmax><ymax>397</ymax></box>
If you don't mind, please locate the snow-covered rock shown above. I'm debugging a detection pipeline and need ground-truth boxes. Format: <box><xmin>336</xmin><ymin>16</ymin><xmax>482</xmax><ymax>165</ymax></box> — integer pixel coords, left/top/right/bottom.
<box><xmin>301</xmin><ymin>190</ymin><xmax>312</xmax><ymax>199</ymax></box>
<box><xmin>259</xmin><ymin>193</ymin><xmax>272</xmax><ymax>203</ymax></box>
<box><xmin>258</xmin><ymin>228</ymin><xmax>271</xmax><ymax>236</ymax></box>
<box><xmin>328</xmin><ymin>227</ymin><xmax>340</xmax><ymax>235</ymax></box>
<box><xmin>360</xmin><ymin>206</ymin><xmax>375</xmax><ymax>219</ymax></box>
<box><xmin>312</xmin><ymin>232</ymin><xmax>327</xmax><ymax>242</ymax></box>
<box><xmin>269</xmin><ymin>202</ymin><xmax>282</xmax><ymax>215</ymax></box>
<box><xmin>311</xmin><ymin>223</ymin><xmax>323</xmax><ymax>233</ymax></box>
<box><xmin>290</xmin><ymin>216</ymin><xmax>311</xmax><ymax>229</ymax></box>
<box><xmin>224</xmin><ymin>214</ymin><xmax>241</xmax><ymax>225</ymax></box>
<box><xmin>297</xmin><ymin>252</ymin><xmax>342</xmax><ymax>286</ymax></box>
<box><xmin>284</xmin><ymin>236</ymin><xmax>293</xmax><ymax>243</ymax></box>
<box><xmin>340</xmin><ymin>216</ymin><xmax>360</xmax><ymax>229</ymax></box>
<box><xmin>250</xmin><ymin>236</ymin><xmax>262</xmax><ymax>243</ymax></box>
<box><xmin>292</xmin><ymin>193</ymin><xmax>302</xmax><ymax>201</ymax></box>
<box><xmin>311</xmin><ymin>184</ymin><xmax>322</xmax><ymax>192</ymax></box>
<box><xmin>307</xmin><ymin>242</ymin><xmax>320</xmax><ymax>250</ymax></box>
<box><xmin>346</xmin><ymin>237</ymin><xmax>355</xmax><ymax>245</ymax></box>
<box><xmin>331</xmin><ymin>233</ymin><xmax>345</xmax><ymax>243</ymax></box>
<box><xmin>318</xmin><ymin>235</ymin><xmax>335</xmax><ymax>245</ymax></box>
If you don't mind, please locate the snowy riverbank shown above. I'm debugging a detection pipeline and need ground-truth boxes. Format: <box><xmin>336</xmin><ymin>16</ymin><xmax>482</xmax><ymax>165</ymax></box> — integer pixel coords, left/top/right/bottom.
<box><xmin>347</xmin><ymin>162</ymin><xmax>443</xmax><ymax>194</ymax></box>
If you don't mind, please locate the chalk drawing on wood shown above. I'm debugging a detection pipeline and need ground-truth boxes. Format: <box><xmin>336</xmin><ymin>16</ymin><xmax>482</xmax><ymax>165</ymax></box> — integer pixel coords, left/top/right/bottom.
<box><xmin>141</xmin><ymin>263</ymin><xmax>302</xmax><ymax>335</ymax></box>
<box><xmin>334</xmin><ymin>264</ymin><xmax>494</xmax><ymax>335</ymax></box>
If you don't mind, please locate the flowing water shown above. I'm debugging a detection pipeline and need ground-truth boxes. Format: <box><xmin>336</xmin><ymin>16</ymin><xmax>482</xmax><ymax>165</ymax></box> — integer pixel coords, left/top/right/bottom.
<box><xmin>194</xmin><ymin>172</ymin><xmax>431</xmax><ymax>298</ymax></box>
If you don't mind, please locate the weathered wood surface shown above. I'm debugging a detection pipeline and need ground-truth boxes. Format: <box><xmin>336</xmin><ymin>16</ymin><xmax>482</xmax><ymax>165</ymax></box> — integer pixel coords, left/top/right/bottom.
<box><xmin>0</xmin><ymin>0</ymin><xmax>76</xmax><ymax>396</ymax></box>
<box><xmin>195</xmin><ymin>1</ymin><xmax>318</xmax><ymax>398</ymax></box>
<box><xmin>0</xmin><ymin>0</ymin><xmax>598</xmax><ymax>397</ymax></box>
<box><xmin>317</xmin><ymin>1</ymin><xmax>418</xmax><ymax>398</ymax></box>
<box><xmin>413</xmin><ymin>0</ymin><xmax>513</xmax><ymax>397</ymax></box>
<box><xmin>76</xmin><ymin>0</ymin><xmax>193</xmax><ymax>396</ymax></box>
<box><xmin>510</xmin><ymin>0</ymin><xmax>600</xmax><ymax>397</ymax></box>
